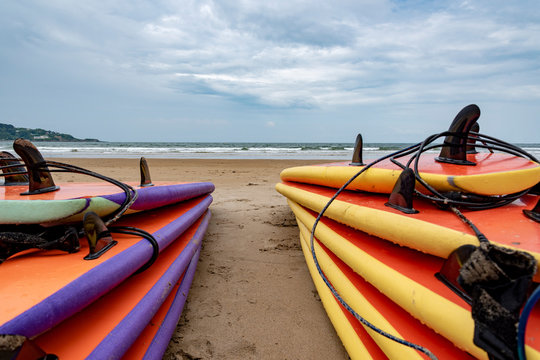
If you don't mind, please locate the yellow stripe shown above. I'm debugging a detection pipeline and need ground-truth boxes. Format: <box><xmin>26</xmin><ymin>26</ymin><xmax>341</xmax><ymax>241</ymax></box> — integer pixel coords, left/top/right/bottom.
<box><xmin>293</xmin><ymin>200</ymin><xmax>487</xmax><ymax>359</ymax></box>
<box><xmin>439</xmin><ymin>166</ymin><xmax>540</xmax><ymax>195</ymax></box>
<box><xmin>276</xmin><ymin>182</ymin><xmax>540</xmax><ymax>283</ymax></box>
<box><xmin>280</xmin><ymin>165</ymin><xmax>402</xmax><ymax>194</ymax></box>
<box><xmin>292</xmin><ymin>200</ymin><xmax>540</xmax><ymax>360</ymax></box>
<box><xmin>296</xmin><ymin>222</ymin><xmax>377</xmax><ymax>360</ymax></box>
<box><xmin>297</xmin><ymin>222</ymin><xmax>423</xmax><ymax>360</ymax></box>
<box><xmin>280</xmin><ymin>163</ymin><xmax>540</xmax><ymax>196</ymax></box>
<box><xmin>276</xmin><ymin>182</ymin><xmax>479</xmax><ymax>258</ymax></box>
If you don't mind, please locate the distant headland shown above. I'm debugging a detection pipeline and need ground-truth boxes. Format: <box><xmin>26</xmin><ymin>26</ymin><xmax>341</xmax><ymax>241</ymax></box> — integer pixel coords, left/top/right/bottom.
<box><xmin>0</xmin><ymin>123</ymin><xmax>100</xmax><ymax>142</ymax></box>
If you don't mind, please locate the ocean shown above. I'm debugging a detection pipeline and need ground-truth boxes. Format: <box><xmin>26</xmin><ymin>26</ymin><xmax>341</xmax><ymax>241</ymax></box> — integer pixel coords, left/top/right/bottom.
<box><xmin>1</xmin><ymin>141</ymin><xmax>539</xmax><ymax>160</ymax></box>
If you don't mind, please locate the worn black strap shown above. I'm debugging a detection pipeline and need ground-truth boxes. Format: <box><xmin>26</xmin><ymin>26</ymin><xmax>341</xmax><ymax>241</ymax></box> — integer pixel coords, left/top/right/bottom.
<box><xmin>458</xmin><ymin>243</ymin><xmax>537</xmax><ymax>360</ymax></box>
<box><xmin>0</xmin><ymin>226</ymin><xmax>79</xmax><ymax>263</ymax></box>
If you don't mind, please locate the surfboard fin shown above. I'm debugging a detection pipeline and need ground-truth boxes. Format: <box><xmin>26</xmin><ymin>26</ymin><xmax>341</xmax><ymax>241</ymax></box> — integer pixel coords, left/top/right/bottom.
<box><xmin>349</xmin><ymin>134</ymin><xmax>364</xmax><ymax>166</ymax></box>
<box><xmin>139</xmin><ymin>157</ymin><xmax>154</xmax><ymax>187</ymax></box>
<box><xmin>0</xmin><ymin>151</ymin><xmax>29</xmax><ymax>186</ymax></box>
<box><xmin>435</xmin><ymin>244</ymin><xmax>476</xmax><ymax>304</ymax></box>
<box><xmin>436</xmin><ymin>104</ymin><xmax>480</xmax><ymax>166</ymax></box>
<box><xmin>83</xmin><ymin>212</ymin><xmax>117</xmax><ymax>260</ymax></box>
<box><xmin>0</xmin><ymin>334</ymin><xmax>58</xmax><ymax>360</ymax></box>
<box><xmin>529</xmin><ymin>181</ymin><xmax>540</xmax><ymax>196</ymax></box>
<box><xmin>384</xmin><ymin>168</ymin><xmax>418</xmax><ymax>214</ymax></box>
<box><xmin>523</xmin><ymin>197</ymin><xmax>540</xmax><ymax>223</ymax></box>
<box><xmin>13</xmin><ymin>138</ymin><xmax>60</xmax><ymax>195</ymax></box>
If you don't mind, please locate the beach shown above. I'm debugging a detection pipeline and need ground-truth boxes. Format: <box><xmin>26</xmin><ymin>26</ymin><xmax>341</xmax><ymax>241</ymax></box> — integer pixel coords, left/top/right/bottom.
<box><xmin>52</xmin><ymin>158</ymin><xmax>349</xmax><ymax>360</ymax></box>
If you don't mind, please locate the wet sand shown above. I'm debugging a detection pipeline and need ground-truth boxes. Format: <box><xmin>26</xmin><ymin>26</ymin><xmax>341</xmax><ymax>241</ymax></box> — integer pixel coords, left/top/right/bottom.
<box><xmin>52</xmin><ymin>158</ymin><xmax>349</xmax><ymax>360</ymax></box>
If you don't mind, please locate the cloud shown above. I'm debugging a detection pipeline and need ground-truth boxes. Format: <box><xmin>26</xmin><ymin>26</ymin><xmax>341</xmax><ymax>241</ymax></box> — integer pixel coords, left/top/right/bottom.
<box><xmin>133</xmin><ymin>1</ymin><xmax>540</xmax><ymax>107</ymax></box>
<box><xmin>0</xmin><ymin>0</ymin><xmax>539</xmax><ymax>141</ymax></box>
<box><xmin>3</xmin><ymin>1</ymin><xmax>539</xmax><ymax>108</ymax></box>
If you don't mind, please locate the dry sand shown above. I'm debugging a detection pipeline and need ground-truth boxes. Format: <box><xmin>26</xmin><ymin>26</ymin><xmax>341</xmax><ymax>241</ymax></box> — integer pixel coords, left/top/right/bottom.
<box><xmin>53</xmin><ymin>158</ymin><xmax>349</xmax><ymax>360</ymax></box>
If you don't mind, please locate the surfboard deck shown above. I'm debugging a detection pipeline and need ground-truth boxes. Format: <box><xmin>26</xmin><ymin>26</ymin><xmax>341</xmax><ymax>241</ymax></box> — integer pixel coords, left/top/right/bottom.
<box><xmin>276</xmin><ymin>181</ymin><xmax>540</xmax><ymax>280</ymax></box>
<box><xmin>280</xmin><ymin>153</ymin><xmax>540</xmax><ymax>196</ymax></box>
<box><xmin>290</xmin><ymin>200</ymin><xmax>540</xmax><ymax>359</ymax></box>
<box><xmin>0</xmin><ymin>194</ymin><xmax>212</xmax><ymax>337</ymax></box>
<box><xmin>32</xmin><ymin>211</ymin><xmax>209</xmax><ymax>359</ymax></box>
<box><xmin>0</xmin><ymin>181</ymin><xmax>215</xmax><ymax>225</ymax></box>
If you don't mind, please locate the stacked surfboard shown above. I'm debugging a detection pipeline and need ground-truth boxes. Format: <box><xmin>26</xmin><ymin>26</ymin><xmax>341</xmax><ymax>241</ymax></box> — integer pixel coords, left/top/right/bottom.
<box><xmin>276</xmin><ymin>107</ymin><xmax>540</xmax><ymax>359</ymax></box>
<box><xmin>0</xmin><ymin>158</ymin><xmax>214</xmax><ymax>359</ymax></box>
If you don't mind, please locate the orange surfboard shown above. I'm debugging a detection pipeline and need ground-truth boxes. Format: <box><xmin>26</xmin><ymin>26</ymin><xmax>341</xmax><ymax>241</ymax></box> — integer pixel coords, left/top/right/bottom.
<box><xmin>280</xmin><ymin>153</ymin><xmax>540</xmax><ymax>196</ymax></box>
<box><xmin>0</xmin><ymin>195</ymin><xmax>212</xmax><ymax>337</ymax></box>
<box><xmin>276</xmin><ymin>181</ymin><xmax>540</xmax><ymax>280</ymax></box>
<box><xmin>291</xmin><ymin>201</ymin><xmax>540</xmax><ymax>359</ymax></box>
<box><xmin>32</xmin><ymin>212</ymin><xmax>209</xmax><ymax>359</ymax></box>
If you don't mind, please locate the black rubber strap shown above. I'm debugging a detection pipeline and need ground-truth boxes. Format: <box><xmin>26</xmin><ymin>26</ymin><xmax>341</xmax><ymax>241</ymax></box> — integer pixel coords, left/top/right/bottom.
<box><xmin>109</xmin><ymin>226</ymin><xmax>159</xmax><ymax>274</ymax></box>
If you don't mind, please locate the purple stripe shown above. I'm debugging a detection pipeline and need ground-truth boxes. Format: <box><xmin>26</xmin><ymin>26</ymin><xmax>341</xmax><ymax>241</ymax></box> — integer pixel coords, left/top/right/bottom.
<box><xmin>102</xmin><ymin>183</ymin><xmax>215</xmax><ymax>210</ymax></box>
<box><xmin>87</xmin><ymin>211</ymin><xmax>210</xmax><ymax>359</ymax></box>
<box><xmin>0</xmin><ymin>195</ymin><xmax>212</xmax><ymax>337</ymax></box>
<box><xmin>143</xmin><ymin>244</ymin><xmax>201</xmax><ymax>360</ymax></box>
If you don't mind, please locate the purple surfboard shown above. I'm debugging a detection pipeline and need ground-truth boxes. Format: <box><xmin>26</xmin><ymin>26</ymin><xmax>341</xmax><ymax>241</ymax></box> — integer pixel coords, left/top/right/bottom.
<box><xmin>31</xmin><ymin>211</ymin><xmax>210</xmax><ymax>359</ymax></box>
<box><xmin>0</xmin><ymin>193</ymin><xmax>213</xmax><ymax>337</ymax></box>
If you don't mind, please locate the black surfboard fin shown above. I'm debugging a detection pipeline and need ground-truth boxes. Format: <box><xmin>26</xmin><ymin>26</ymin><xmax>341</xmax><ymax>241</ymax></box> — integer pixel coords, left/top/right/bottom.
<box><xmin>385</xmin><ymin>168</ymin><xmax>418</xmax><ymax>214</ymax></box>
<box><xmin>83</xmin><ymin>212</ymin><xmax>117</xmax><ymax>260</ymax></box>
<box><xmin>0</xmin><ymin>334</ymin><xmax>58</xmax><ymax>360</ymax></box>
<box><xmin>523</xmin><ymin>197</ymin><xmax>540</xmax><ymax>223</ymax></box>
<box><xmin>529</xmin><ymin>181</ymin><xmax>540</xmax><ymax>196</ymax></box>
<box><xmin>350</xmin><ymin>134</ymin><xmax>364</xmax><ymax>166</ymax></box>
<box><xmin>139</xmin><ymin>157</ymin><xmax>154</xmax><ymax>187</ymax></box>
<box><xmin>436</xmin><ymin>104</ymin><xmax>480</xmax><ymax>166</ymax></box>
<box><xmin>0</xmin><ymin>151</ymin><xmax>29</xmax><ymax>186</ymax></box>
<box><xmin>435</xmin><ymin>244</ymin><xmax>476</xmax><ymax>304</ymax></box>
<box><xmin>13</xmin><ymin>138</ymin><xmax>59</xmax><ymax>195</ymax></box>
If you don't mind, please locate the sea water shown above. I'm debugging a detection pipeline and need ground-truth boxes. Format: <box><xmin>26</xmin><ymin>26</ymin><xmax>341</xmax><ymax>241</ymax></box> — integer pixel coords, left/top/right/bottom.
<box><xmin>0</xmin><ymin>141</ymin><xmax>538</xmax><ymax>160</ymax></box>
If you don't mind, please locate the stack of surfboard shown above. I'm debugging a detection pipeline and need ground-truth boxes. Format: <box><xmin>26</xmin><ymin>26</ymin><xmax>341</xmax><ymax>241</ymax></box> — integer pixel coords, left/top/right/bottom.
<box><xmin>0</xmin><ymin>170</ymin><xmax>214</xmax><ymax>358</ymax></box>
<box><xmin>276</xmin><ymin>112</ymin><xmax>540</xmax><ymax>358</ymax></box>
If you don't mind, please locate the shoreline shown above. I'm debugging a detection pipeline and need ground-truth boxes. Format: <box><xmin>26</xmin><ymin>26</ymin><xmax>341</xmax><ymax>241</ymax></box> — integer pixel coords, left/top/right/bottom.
<box><xmin>50</xmin><ymin>158</ymin><xmax>349</xmax><ymax>359</ymax></box>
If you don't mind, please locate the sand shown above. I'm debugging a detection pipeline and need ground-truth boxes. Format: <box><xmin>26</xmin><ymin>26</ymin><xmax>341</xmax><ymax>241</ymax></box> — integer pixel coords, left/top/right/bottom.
<box><xmin>52</xmin><ymin>158</ymin><xmax>349</xmax><ymax>360</ymax></box>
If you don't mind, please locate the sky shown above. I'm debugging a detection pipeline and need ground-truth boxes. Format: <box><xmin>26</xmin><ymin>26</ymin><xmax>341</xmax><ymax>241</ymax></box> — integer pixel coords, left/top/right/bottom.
<box><xmin>1</xmin><ymin>1</ymin><xmax>539</xmax><ymax>143</ymax></box>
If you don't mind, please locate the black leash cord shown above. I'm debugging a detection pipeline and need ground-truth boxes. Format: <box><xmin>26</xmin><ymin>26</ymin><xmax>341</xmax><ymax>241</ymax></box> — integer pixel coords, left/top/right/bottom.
<box><xmin>109</xmin><ymin>226</ymin><xmax>159</xmax><ymax>274</ymax></box>
<box><xmin>43</xmin><ymin>161</ymin><xmax>138</xmax><ymax>226</ymax></box>
<box><xmin>309</xmin><ymin>130</ymin><xmax>537</xmax><ymax>359</ymax></box>
<box><xmin>381</xmin><ymin>131</ymin><xmax>537</xmax><ymax>210</ymax></box>
<box><xmin>309</xmin><ymin>143</ymin><xmax>439</xmax><ymax>360</ymax></box>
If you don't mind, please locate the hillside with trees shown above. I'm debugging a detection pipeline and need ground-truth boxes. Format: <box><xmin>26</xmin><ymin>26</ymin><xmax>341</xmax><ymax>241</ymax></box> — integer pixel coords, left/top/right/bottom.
<box><xmin>0</xmin><ymin>123</ymin><xmax>99</xmax><ymax>142</ymax></box>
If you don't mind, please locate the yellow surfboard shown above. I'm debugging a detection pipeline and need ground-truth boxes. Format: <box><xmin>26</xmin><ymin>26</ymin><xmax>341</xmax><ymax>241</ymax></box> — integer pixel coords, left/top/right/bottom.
<box><xmin>297</xmin><ymin>217</ymin><xmax>482</xmax><ymax>359</ymax></box>
<box><xmin>297</xmin><ymin>227</ymin><xmax>388</xmax><ymax>360</ymax></box>
<box><xmin>292</xmin><ymin>200</ymin><xmax>540</xmax><ymax>359</ymax></box>
<box><xmin>280</xmin><ymin>153</ymin><xmax>540</xmax><ymax>196</ymax></box>
<box><xmin>276</xmin><ymin>181</ymin><xmax>540</xmax><ymax>281</ymax></box>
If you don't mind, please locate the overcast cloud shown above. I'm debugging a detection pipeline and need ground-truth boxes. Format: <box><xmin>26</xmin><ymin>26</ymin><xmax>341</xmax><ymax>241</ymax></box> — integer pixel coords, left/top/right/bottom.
<box><xmin>1</xmin><ymin>0</ymin><xmax>539</xmax><ymax>142</ymax></box>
